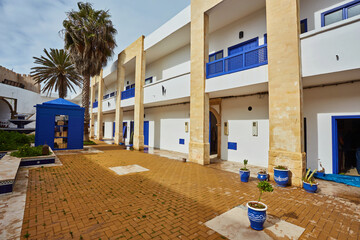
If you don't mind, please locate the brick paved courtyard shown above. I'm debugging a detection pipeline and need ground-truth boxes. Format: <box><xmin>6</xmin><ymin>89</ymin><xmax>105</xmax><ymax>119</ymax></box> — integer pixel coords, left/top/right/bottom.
<box><xmin>21</xmin><ymin>143</ymin><xmax>360</xmax><ymax>239</ymax></box>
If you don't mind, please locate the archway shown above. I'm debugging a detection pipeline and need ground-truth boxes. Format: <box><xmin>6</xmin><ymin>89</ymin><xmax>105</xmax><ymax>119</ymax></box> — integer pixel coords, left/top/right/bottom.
<box><xmin>0</xmin><ymin>98</ymin><xmax>15</xmax><ymax>125</ymax></box>
<box><xmin>210</xmin><ymin>107</ymin><xmax>221</xmax><ymax>159</ymax></box>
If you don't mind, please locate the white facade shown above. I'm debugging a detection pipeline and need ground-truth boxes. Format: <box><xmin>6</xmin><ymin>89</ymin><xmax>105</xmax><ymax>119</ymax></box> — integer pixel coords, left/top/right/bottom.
<box><xmin>92</xmin><ymin>0</ymin><xmax>360</xmax><ymax>174</ymax></box>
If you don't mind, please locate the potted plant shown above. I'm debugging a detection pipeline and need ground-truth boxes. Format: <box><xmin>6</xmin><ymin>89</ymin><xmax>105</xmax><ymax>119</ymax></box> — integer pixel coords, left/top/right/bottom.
<box><xmin>239</xmin><ymin>159</ymin><xmax>250</xmax><ymax>182</ymax></box>
<box><xmin>273</xmin><ymin>165</ymin><xmax>289</xmax><ymax>187</ymax></box>
<box><xmin>303</xmin><ymin>168</ymin><xmax>318</xmax><ymax>193</ymax></box>
<box><xmin>247</xmin><ymin>181</ymin><xmax>274</xmax><ymax>231</ymax></box>
<box><xmin>316</xmin><ymin>162</ymin><xmax>325</xmax><ymax>177</ymax></box>
<box><xmin>257</xmin><ymin>169</ymin><xmax>268</xmax><ymax>181</ymax></box>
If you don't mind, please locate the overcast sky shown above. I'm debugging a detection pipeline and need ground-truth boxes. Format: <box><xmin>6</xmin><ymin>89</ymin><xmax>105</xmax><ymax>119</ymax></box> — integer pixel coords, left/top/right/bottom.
<box><xmin>0</xmin><ymin>0</ymin><xmax>190</xmax><ymax>97</ymax></box>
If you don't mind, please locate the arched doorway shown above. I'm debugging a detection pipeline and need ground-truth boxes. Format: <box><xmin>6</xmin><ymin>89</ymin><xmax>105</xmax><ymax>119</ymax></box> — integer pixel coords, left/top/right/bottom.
<box><xmin>210</xmin><ymin>107</ymin><xmax>221</xmax><ymax>158</ymax></box>
<box><xmin>0</xmin><ymin>98</ymin><xmax>14</xmax><ymax>126</ymax></box>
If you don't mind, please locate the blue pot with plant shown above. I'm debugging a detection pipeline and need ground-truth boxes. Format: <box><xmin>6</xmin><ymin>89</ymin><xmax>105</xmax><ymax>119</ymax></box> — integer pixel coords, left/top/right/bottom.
<box><xmin>273</xmin><ymin>165</ymin><xmax>289</xmax><ymax>187</ymax></box>
<box><xmin>303</xmin><ymin>168</ymin><xmax>318</xmax><ymax>193</ymax></box>
<box><xmin>239</xmin><ymin>159</ymin><xmax>250</xmax><ymax>182</ymax></box>
<box><xmin>257</xmin><ymin>169</ymin><xmax>268</xmax><ymax>181</ymax></box>
<box><xmin>247</xmin><ymin>181</ymin><xmax>274</xmax><ymax>231</ymax></box>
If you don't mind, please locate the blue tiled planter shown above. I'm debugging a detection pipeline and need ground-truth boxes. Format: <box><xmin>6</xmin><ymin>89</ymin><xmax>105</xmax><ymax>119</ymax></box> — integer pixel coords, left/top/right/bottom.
<box><xmin>247</xmin><ymin>201</ymin><xmax>267</xmax><ymax>231</ymax></box>
<box><xmin>274</xmin><ymin>168</ymin><xmax>289</xmax><ymax>187</ymax></box>
<box><xmin>257</xmin><ymin>173</ymin><xmax>268</xmax><ymax>181</ymax></box>
<box><xmin>239</xmin><ymin>170</ymin><xmax>250</xmax><ymax>182</ymax></box>
<box><xmin>303</xmin><ymin>181</ymin><xmax>318</xmax><ymax>193</ymax></box>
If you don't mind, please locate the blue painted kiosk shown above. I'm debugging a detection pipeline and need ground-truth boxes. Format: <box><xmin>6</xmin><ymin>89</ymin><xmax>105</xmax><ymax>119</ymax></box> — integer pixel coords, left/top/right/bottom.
<box><xmin>35</xmin><ymin>98</ymin><xmax>84</xmax><ymax>150</ymax></box>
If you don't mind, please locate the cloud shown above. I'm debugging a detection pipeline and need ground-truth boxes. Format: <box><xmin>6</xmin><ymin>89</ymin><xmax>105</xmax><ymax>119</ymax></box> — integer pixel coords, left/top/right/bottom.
<box><xmin>0</xmin><ymin>0</ymin><xmax>190</xmax><ymax>98</ymax></box>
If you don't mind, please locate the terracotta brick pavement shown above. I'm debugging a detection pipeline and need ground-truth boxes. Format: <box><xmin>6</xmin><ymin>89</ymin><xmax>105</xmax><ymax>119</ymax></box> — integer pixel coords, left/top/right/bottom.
<box><xmin>21</xmin><ymin>143</ymin><xmax>360</xmax><ymax>239</ymax></box>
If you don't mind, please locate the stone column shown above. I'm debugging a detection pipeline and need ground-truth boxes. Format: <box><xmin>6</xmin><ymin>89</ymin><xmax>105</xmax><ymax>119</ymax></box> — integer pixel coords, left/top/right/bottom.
<box><xmin>266</xmin><ymin>0</ymin><xmax>305</xmax><ymax>186</ymax></box>
<box><xmin>189</xmin><ymin>10</ymin><xmax>210</xmax><ymax>165</ymax></box>
<box><xmin>133</xmin><ymin>39</ymin><xmax>146</xmax><ymax>151</ymax></box>
<box><xmin>114</xmin><ymin>55</ymin><xmax>125</xmax><ymax>145</ymax></box>
<box><xmin>89</xmin><ymin>77</ymin><xmax>96</xmax><ymax>139</ymax></box>
<box><xmin>96</xmin><ymin>69</ymin><xmax>104</xmax><ymax>140</ymax></box>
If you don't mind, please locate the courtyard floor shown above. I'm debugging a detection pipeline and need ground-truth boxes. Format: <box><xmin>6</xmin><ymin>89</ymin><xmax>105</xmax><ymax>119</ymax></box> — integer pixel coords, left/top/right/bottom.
<box><xmin>19</xmin><ymin>142</ymin><xmax>360</xmax><ymax>239</ymax></box>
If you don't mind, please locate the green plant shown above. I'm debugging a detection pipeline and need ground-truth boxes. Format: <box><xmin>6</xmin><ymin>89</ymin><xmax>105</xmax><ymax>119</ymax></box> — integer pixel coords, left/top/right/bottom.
<box><xmin>31</xmin><ymin>48</ymin><xmax>82</xmax><ymax>98</ymax></box>
<box><xmin>249</xmin><ymin>181</ymin><xmax>274</xmax><ymax>209</ymax></box>
<box><xmin>0</xmin><ymin>130</ymin><xmax>33</xmax><ymax>151</ymax></box>
<box><xmin>274</xmin><ymin>165</ymin><xmax>288</xmax><ymax>170</ymax></box>
<box><xmin>303</xmin><ymin>168</ymin><xmax>317</xmax><ymax>185</ymax></box>
<box><xmin>83</xmin><ymin>140</ymin><xmax>96</xmax><ymax>145</ymax></box>
<box><xmin>258</xmin><ymin>169</ymin><xmax>267</xmax><ymax>174</ymax></box>
<box><xmin>240</xmin><ymin>159</ymin><xmax>249</xmax><ymax>171</ymax></box>
<box><xmin>10</xmin><ymin>145</ymin><xmax>50</xmax><ymax>158</ymax></box>
<box><xmin>24</xmin><ymin>232</ymin><xmax>30</xmax><ymax>239</ymax></box>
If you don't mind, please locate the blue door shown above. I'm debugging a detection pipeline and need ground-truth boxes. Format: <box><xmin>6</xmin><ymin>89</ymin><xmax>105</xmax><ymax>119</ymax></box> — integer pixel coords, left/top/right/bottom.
<box><xmin>228</xmin><ymin>37</ymin><xmax>259</xmax><ymax>56</ymax></box>
<box><xmin>113</xmin><ymin>122</ymin><xmax>115</xmax><ymax>138</ymax></box>
<box><xmin>144</xmin><ymin>121</ymin><xmax>149</xmax><ymax>146</ymax></box>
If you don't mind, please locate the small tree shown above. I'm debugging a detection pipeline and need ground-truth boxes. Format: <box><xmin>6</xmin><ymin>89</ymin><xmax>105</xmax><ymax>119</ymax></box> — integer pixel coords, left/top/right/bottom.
<box><xmin>257</xmin><ymin>181</ymin><xmax>273</xmax><ymax>202</ymax></box>
<box><xmin>241</xmin><ymin>159</ymin><xmax>248</xmax><ymax>171</ymax></box>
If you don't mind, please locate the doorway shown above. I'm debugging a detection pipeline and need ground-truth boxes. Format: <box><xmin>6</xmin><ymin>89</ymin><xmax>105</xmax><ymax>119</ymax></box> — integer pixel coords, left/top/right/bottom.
<box><xmin>332</xmin><ymin>116</ymin><xmax>360</xmax><ymax>175</ymax></box>
<box><xmin>210</xmin><ymin>111</ymin><xmax>218</xmax><ymax>155</ymax></box>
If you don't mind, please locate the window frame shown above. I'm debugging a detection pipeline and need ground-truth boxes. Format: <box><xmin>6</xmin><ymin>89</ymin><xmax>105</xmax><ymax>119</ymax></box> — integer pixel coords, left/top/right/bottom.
<box><xmin>227</xmin><ymin>37</ymin><xmax>259</xmax><ymax>56</ymax></box>
<box><xmin>145</xmin><ymin>77</ymin><xmax>153</xmax><ymax>85</ymax></box>
<box><xmin>209</xmin><ymin>50</ymin><xmax>223</xmax><ymax>62</ymax></box>
<box><xmin>321</xmin><ymin>0</ymin><xmax>360</xmax><ymax>27</ymax></box>
<box><xmin>300</xmin><ymin>19</ymin><xmax>308</xmax><ymax>33</ymax></box>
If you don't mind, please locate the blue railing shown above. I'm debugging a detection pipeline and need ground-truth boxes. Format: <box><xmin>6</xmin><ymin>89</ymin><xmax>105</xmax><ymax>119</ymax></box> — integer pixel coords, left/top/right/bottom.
<box><xmin>93</xmin><ymin>101</ymin><xmax>98</xmax><ymax>108</ymax></box>
<box><xmin>121</xmin><ymin>88</ymin><xmax>135</xmax><ymax>100</ymax></box>
<box><xmin>206</xmin><ymin>44</ymin><xmax>268</xmax><ymax>79</ymax></box>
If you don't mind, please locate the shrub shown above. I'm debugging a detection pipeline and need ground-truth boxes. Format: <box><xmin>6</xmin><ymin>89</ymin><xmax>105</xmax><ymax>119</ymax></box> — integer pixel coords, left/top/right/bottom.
<box><xmin>274</xmin><ymin>165</ymin><xmax>288</xmax><ymax>170</ymax></box>
<box><xmin>0</xmin><ymin>130</ymin><xmax>32</xmax><ymax>151</ymax></box>
<box><xmin>83</xmin><ymin>140</ymin><xmax>96</xmax><ymax>145</ymax></box>
<box><xmin>10</xmin><ymin>145</ymin><xmax>49</xmax><ymax>158</ymax></box>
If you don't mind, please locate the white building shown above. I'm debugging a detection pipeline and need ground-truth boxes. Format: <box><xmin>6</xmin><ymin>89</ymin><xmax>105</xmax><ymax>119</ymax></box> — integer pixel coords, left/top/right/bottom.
<box><xmin>90</xmin><ymin>0</ymin><xmax>360</xmax><ymax>183</ymax></box>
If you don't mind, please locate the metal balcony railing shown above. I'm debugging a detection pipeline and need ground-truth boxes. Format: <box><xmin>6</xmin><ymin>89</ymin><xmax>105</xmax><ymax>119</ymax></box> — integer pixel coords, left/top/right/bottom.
<box><xmin>206</xmin><ymin>44</ymin><xmax>268</xmax><ymax>79</ymax></box>
<box><xmin>121</xmin><ymin>88</ymin><xmax>135</xmax><ymax>100</ymax></box>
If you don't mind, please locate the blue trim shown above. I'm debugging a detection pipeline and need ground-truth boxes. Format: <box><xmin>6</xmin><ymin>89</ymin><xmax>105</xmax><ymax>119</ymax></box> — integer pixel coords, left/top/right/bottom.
<box><xmin>121</xmin><ymin>88</ymin><xmax>135</xmax><ymax>100</ymax></box>
<box><xmin>228</xmin><ymin>37</ymin><xmax>259</xmax><ymax>56</ymax></box>
<box><xmin>331</xmin><ymin>115</ymin><xmax>360</xmax><ymax>174</ymax></box>
<box><xmin>103</xmin><ymin>94</ymin><xmax>110</xmax><ymax>99</ymax></box>
<box><xmin>144</xmin><ymin>121</ymin><xmax>149</xmax><ymax>146</ymax></box>
<box><xmin>264</xmin><ymin>34</ymin><xmax>267</xmax><ymax>44</ymax></box>
<box><xmin>300</xmin><ymin>19</ymin><xmax>308</xmax><ymax>33</ymax></box>
<box><xmin>92</xmin><ymin>101</ymin><xmax>98</xmax><ymax>108</ymax></box>
<box><xmin>228</xmin><ymin>142</ymin><xmax>237</xmax><ymax>150</ymax></box>
<box><xmin>206</xmin><ymin>44</ymin><xmax>267</xmax><ymax>79</ymax></box>
<box><xmin>179</xmin><ymin>139</ymin><xmax>185</xmax><ymax>145</ymax></box>
<box><xmin>209</xmin><ymin>50</ymin><xmax>224</xmax><ymax>62</ymax></box>
<box><xmin>113</xmin><ymin>122</ymin><xmax>115</xmax><ymax>138</ymax></box>
<box><xmin>145</xmin><ymin>77</ymin><xmax>153</xmax><ymax>85</ymax></box>
<box><xmin>321</xmin><ymin>0</ymin><xmax>360</xmax><ymax>27</ymax></box>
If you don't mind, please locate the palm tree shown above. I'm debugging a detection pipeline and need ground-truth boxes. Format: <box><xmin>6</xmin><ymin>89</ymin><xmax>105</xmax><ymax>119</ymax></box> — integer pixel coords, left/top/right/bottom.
<box><xmin>31</xmin><ymin>48</ymin><xmax>82</xmax><ymax>99</ymax></box>
<box><xmin>62</xmin><ymin>2</ymin><xmax>117</xmax><ymax>141</ymax></box>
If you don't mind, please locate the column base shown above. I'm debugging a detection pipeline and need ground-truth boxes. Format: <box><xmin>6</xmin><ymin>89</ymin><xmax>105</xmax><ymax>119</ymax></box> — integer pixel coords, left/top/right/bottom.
<box><xmin>133</xmin><ymin>134</ymin><xmax>144</xmax><ymax>151</ymax></box>
<box><xmin>268</xmin><ymin>150</ymin><xmax>306</xmax><ymax>187</ymax></box>
<box><xmin>189</xmin><ymin>141</ymin><xmax>210</xmax><ymax>165</ymax></box>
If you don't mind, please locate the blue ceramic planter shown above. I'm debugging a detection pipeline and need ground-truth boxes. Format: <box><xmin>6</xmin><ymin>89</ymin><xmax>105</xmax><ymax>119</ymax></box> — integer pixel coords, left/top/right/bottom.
<box><xmin>303</xmin><ymin>181</ymin><xmax>318</xmax><ymax>193</ymax></box>
<box><xmin>239</xmin><ymin>170</ymin><xmax>250</xmax><ymax>182</ymax></box>
<box><xmin>257</xmin><ymin>173</ymin><xmax>267</xmax><ymax>181</ymax></box>
<box><xmin>247</xmin><ymin>202</ymin><xmax>267</xmax><ymax>231</ymax></box>
<box><xmin>274</xmin><ymin>168</ymin><xmax>289</xmax><ymax>187</ymax></box>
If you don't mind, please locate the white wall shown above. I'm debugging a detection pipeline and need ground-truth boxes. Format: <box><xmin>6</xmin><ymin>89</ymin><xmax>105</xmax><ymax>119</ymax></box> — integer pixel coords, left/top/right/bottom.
<box><xmin>145</xmin><ymin>44</ymin><xmax>190</xmax><ymax>83</ymax></box>
<box><xmin>303</xmin><ymin>81</ymin><xmax>360</xmax><ymax>173</ymax></box>
<box><xmin>221</xmin><ymin>94</ymin><xmax>269</xmax><ymax>167</ymax></box>
<box><xmin>103</xmin><ymin>113</ymin><xmax>115</xmax><ymax>139</ymax></box>
<box><xmin>144</xmin><ymin>104</ymin><xmax>190</xmax><ymax>153</ymax></box>
<box><xmin>209</xmin><ymin>8</ymin><xmax>267</xmax><ymax>57</ymax></box>
<box><xmin>301</xmin><ymin>18</ymin><xmax>360</xmax><ymax>77</ymax></box>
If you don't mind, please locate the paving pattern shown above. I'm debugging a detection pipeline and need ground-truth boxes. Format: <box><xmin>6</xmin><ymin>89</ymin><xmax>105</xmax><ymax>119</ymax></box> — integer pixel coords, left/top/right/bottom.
<box><xmin>21</xmin><ymin>143</ymin><xmax>360</xmax><ymax>239</ymax></box>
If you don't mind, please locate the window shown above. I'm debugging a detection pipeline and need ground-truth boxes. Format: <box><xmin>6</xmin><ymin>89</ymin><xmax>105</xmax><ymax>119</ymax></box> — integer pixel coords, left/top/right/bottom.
<box><xmin>145</xmin><ymin>77</ymin><xmax>153</xmax><ymax>85</ymax></box>
<box><xmin>54</xmin><ymin>115</ymin><xmax>68</xmax><ymax>149</ymax></box>
<box><xmin>322</xmin><ymin>0</ymin><xmax>360</xmax><ymax>27</ymax></box>
<box><xmin>300</xmin><ymin>19</ymin><xmax>308</xmax><ymax>33</ymax></box>
<box><xmin>209</xmin><ymin>50</ymin><xmax>223</xmax><ymax>62</ymax></box>
<box><xmin>228</xmin><ymin>37</ymin><xmax>259</xmax><ymax>56</ymax></box>
<box><xmin>125</xmin><ymin>83</ymin><xmax>135</xmax><ymax>90</ymax></box>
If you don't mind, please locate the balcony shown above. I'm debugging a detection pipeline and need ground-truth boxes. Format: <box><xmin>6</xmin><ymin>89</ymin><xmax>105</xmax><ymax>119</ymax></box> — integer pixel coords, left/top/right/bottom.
<box><xmin>206</xmin><ymin>44</ymin><xmax>268</xmax><ymax>79</ymax></box>
<box><xmin>121</xmin><ymin>88</ymin><xmax>135</xmax><ymax>100</ymax></box>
